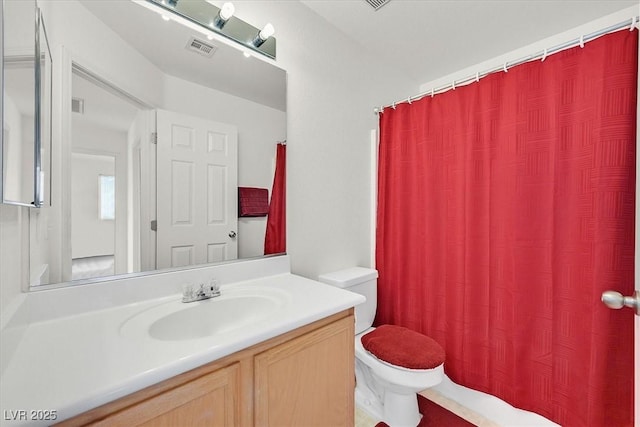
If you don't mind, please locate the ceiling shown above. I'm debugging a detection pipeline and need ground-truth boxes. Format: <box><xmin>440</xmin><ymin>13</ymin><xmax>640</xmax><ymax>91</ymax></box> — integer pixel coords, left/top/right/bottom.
<box><xmin>79</xmin><ymin>0</ymin><xmax>286</xmax><ymax>112</ymax></box>
<box><xmin>78</xmin><ymin>0</ymin><xmax>637</xmax><ymax>104</ymax></box>
<box><xmin>301</xmin><ymin>0</ymin><xmax>638</xmax><ymax>86</ymax></box>
<box><xmin>72</xmin><ymin>72</ymin><xmax>140</xmax><ymax>133</ymax></box>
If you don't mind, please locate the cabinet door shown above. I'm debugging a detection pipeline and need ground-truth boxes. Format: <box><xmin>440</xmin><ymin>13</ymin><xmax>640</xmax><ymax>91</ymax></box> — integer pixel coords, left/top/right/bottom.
<box><xmin>93</xmin><ymin>363</ymin><xmax>240</xmax><ymax>427</ymax></box>
<box><xmin>254</xmin><ymin>315</ymin><xmax>355</xmax><ymax>427</ymax></box>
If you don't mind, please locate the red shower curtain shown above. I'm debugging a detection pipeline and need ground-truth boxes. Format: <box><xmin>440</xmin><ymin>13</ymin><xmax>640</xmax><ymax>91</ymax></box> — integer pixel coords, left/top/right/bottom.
<box><xmin>264</xmin><ymin>143</ymin><xmax>286</xmax><ymax>254</ymax></box>
<box><xmin>376</xmin><ymin>30</ymin><xmax>637</xmax><ymax>427</ymax></box>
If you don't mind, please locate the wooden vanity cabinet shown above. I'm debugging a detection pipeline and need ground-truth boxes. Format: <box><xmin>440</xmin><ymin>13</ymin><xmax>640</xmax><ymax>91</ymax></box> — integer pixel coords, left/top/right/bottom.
<box><xmin>254</xmin><ymin>312</ymin><xmax>355</xmax><ymax>426</ymax></box>
<box><xmin>56</xmin><ymin>309</ymin><xmax>354</xmax><ymax>427</ymax></box>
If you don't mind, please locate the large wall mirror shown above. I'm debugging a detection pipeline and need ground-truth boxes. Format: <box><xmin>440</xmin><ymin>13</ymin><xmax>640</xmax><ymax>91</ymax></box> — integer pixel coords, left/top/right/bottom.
<box><xmin>1</xmin><ymin>0</ymin><xmax>52</xmax><ymax>207</ymax></box>
<box><xmin>27</xmin><ymin>0</ymin><xmax>286</xmax><ymax>288</ymax></box>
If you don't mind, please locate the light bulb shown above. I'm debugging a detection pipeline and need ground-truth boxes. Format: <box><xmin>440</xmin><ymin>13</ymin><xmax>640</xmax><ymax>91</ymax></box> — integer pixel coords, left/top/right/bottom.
<box><xmin>219</xmin><ymin>2</ymin><xmax>234</xmax><ymax>21</ymax></box>
<box><xmin>259</xmin><ymin>23</ymin><xmax>274</xmax><ymax>41</ymax></box>
<box><xmin>212</xmin><ymin>1</ymin><xmax>234</xmax><ymax>29</ymax></box>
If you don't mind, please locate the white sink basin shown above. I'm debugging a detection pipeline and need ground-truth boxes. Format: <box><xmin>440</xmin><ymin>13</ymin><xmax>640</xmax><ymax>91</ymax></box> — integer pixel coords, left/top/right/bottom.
<box><xmin>120</xmin><ymin>286</ymin><xmax>289</xmax><ymax>341</ymax></box>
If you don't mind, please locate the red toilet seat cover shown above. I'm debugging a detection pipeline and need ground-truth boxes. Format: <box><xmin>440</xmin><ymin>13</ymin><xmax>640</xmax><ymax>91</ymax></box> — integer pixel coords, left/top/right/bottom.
<box><xmin>361</xmin><ymin>325</ymin><xmax>445</xmax><ymax>369</ymax></box>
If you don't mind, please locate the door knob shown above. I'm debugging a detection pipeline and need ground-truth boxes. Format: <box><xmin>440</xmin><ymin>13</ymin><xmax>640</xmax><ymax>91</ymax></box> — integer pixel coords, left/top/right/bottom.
<box><xmin>228</xmin><ymin>231</ymin><xmax>237</xmax><ymax>238</ymax></box>
<box><xmin>601</xmin><ymin>290</ymin><xmax>639</xmax><ymax>315</ymax></box>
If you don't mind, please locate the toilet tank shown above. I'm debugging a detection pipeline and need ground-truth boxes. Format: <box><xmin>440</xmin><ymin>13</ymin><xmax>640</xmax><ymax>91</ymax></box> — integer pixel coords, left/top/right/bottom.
<box><xmin>318</xmin><ymin>267</ymin><xmax>378</xmax><ymax>334</ymax></box>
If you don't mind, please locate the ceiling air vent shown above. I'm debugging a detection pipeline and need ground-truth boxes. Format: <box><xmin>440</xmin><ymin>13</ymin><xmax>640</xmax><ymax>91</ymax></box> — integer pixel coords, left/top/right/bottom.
<box><xmin>186</xmin><ymin>37</ymin><xmax>217</xmax><ymax>58</ymax></box>
<box><xmin>71</xmin><ymin>97</ymin><xmax>84</xmax><ymax>114</ymax></box>
<box><xmin>365</xmin><ymin>0</ymin><xmax>390</xmax><ymax>11</ymax></box>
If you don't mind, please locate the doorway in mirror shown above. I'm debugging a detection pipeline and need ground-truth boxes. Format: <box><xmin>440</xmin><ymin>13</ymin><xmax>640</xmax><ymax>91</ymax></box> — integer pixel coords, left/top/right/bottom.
<box><xmin>155</xmin><ymin>109</ymin><xmax>238</xmax><ymax>269</ymax></box>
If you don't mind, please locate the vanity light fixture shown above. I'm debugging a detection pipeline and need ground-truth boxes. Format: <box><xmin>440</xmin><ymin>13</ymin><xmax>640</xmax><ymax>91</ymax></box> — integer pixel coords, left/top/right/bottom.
<box><xmin>139</xmin><ymin>0</ymin><xmax>277</xmax><ymax>59</ymax></box>
<box><xmin>252</xmin><ymin>23</ymin><xmax>274</xmax><ymax>48</ymax></box>
<box><xmin>213</xmin><ymin>2</ymin><xmax>234</xmax><ymax>29</ymax></box>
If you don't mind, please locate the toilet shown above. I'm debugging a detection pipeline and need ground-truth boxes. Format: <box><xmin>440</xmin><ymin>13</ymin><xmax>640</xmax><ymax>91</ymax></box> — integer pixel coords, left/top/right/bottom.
<box><xmin>319</xmin><ymin>267</ymin><xmax>444</xmax><ymax>427</ymax></box>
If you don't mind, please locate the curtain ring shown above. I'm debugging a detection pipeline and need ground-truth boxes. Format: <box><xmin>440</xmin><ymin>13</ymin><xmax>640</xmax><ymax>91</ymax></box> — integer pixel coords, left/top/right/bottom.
<box><xmin>541</xmin><ymin>48</ymin><xmax>548</xmax><ymax>62</ymax></box>
<box><xmin>503</xmin><ymin>62</ymin><xmax>508</xmax><ymax>73</ymax></box>
<box><xmin>392</xmin><ymin>102</ymin><xmax>396</xmax><ymax>110</ymax></box>
<box><xmin>408</xmin><ymin>96</ymin><xmax>412</xmax><ymax>104</ymax></box>
<box><xmin>631</xmin><ymin>16</ymin><xmax>637</xmax><ymax>31</ymax></box>
<box><xmin>475</xmin><ymin>72</ymin><xmax>480</xmax><ymax>82</ymax></box>
<box><xmin>380</xmin><ymin>106</ymin><xmax>384</xmax><ymax>114</ymax></box>
<box><xmin>431</xmin><ymin>88</ymin><xmax>435</xmax><ymax>98</ymax></box>
<box><xmin>452</xmin><ymin>80</ymin><xmax>456</xmax><ymax>90</ymax></box>
<box><xmin>579</xmin><ymin>35</ymin><xmax>584</xmax><ymax>48</ymax></box>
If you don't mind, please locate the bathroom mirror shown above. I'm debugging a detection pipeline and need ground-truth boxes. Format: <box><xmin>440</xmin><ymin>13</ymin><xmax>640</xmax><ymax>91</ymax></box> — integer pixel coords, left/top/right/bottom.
<box><xmin>1</xmin><ymin>0</ymin><xmax>52</xmax><ymax>207</ymax></box>
<box><xmin>26</xmin><ymin>0</ymin><xmax>286</xmax><ymax>288</ymax></box>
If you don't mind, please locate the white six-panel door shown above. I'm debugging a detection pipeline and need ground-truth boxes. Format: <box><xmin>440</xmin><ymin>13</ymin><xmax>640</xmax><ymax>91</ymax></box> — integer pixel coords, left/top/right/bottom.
<box><xmin>156</xmin><ymin>109</ymin><xmax>238</xmax><ymax>269</ymax></box>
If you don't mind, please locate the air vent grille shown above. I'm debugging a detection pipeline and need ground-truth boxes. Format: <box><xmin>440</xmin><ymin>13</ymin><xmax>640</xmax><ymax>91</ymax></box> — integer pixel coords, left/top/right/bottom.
<box><xmin>186</xmin><ymin>37</ymin><xmax>217</xmax><ymax>58</ymax></box>
<box><xmin>365</xmin><ymin>0</ymin><xmax>390</xmax><ymax>10</ymax></box>
<box><xmin>72</xmin><ymin>98</ymin><xmax>84</xmax><ymax>114</ymax></box>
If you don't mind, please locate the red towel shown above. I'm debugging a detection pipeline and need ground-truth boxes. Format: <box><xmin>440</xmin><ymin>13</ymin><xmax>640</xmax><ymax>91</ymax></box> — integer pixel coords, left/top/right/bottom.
<box><xmin>238</xmin><ymin>187</ymin><xmax>269</xmax><ymax>217</ymax></box>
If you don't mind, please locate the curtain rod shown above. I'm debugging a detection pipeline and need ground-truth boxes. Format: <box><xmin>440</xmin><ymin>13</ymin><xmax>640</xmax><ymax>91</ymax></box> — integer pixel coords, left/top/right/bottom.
<box><xmin>375</xmin><ymin>16</ymin><xmax>639</xmax><ymax>114</ymax></box>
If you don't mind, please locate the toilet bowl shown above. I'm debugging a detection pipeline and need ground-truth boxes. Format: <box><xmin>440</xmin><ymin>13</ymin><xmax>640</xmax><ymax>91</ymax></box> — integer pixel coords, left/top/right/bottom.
<box><xmin>318</xmin><ymin>267</ymin><xmax>445</xmax><ymax>427</ymax></box>
<box><xmin>356</xmin><ymin>327</ymin><xmax>444</xmax><ymax>426</ymax></box>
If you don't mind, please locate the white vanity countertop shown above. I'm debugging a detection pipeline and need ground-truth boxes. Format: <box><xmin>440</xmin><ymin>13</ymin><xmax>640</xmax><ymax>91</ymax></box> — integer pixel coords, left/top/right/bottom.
<box><xmin>0</xmin><ymin>273</ymin><xmax>364</xmax><ymax>426</ymax></box>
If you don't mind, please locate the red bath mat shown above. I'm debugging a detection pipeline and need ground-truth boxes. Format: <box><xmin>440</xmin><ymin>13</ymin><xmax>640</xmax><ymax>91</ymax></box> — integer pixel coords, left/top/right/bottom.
<box><xmin>374</xmin><ymin>394</ymin><xmax>475</xmax><ymax>427</ymax></box>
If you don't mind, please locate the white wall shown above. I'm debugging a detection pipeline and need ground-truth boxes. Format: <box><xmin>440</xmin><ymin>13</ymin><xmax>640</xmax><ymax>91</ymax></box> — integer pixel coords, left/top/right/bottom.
<box><xmin>2</xmin><ymin>94</ymin><xmax>24</xmax><ymax>202</ymax></box>
<box><xmin>0</xmin><ymin>205</ymin><xmax>29</xmax><ymax>314</ymax></box>
<box><xmin>221</xmin><ymin>1</ymin><xmax>419</xmax><ymax>279</ymax></box>
<box><xmin>70</xmin><ymin>153</ymin><xmax>116</xmax><ymax>258</ymax></box>
<box><xmin>71</xmin><ymin>121</ymin><xmax>129</xmax><ymax>273</ymax></box>
<box><xmin>418</xmin><ymin>6</ymin><xmax>639</xmax><ymax>93</ymax></box>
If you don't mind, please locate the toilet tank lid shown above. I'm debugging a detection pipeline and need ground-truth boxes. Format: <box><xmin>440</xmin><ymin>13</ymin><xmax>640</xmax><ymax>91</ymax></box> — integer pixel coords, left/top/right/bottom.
<box><xmin>318</xmin><ymin>267</ymin><xmax>378</xmax><ymax>288</ymax></box>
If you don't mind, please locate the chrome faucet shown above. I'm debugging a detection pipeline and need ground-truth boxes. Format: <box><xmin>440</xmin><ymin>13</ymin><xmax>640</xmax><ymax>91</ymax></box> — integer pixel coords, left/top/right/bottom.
<box><xmin>182</xmin><ymin>279</ymin><xmax>221</xmax><ymax>303</ymax></box>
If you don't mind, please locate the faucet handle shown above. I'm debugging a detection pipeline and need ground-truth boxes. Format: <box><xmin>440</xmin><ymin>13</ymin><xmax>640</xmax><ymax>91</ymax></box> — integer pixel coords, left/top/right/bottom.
<box><xmin>182</xmin><ymin>283</ymin><xmax>195</xmax><ymax>302</ymax></box>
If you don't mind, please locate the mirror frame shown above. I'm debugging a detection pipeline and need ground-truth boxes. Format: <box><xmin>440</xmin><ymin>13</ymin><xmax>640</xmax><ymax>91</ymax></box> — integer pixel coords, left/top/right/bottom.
<box><xmin>35</xmin><ymin>9</ymin><xmax>52</xmax><ymax>207</ymax></box>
